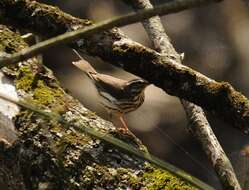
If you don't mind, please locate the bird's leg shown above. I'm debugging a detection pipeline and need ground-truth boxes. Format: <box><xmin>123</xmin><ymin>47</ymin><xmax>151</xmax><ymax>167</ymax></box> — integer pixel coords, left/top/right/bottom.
<box><xmin>119</xmin><ymin>115</ymin><xmax>129</xmax><ymax>131</ymax></box>
<box><xmin>119</xmin><ymin>115</ymin><xmax>143</xmax><ymax>145</ymax></box>
<box><xmin>107</xmin><ymin>111</ymin><xmax>125</xmax><ymax>129</ymax></box>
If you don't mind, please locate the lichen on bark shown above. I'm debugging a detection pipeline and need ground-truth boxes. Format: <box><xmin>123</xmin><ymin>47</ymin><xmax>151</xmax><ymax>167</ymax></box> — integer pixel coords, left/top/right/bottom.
<box><xmin>0</xmin><ymin>25</ymin><xmax>196</xmax><ymax>189</ymax></box>
<box><xmin>0</xmin><ymin>0</ymin><xmax>248</xmax><ymax>134</ymax></box>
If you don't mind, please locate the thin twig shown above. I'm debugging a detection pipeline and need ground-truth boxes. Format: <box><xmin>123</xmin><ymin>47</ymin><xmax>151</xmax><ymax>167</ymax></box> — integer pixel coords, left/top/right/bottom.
<box><xmin>0</xmin><ymin>92</ymin><xmax>215</xmax><ymax>190</ymax></box>
<box><xmin>127</xmin><ymin>0</ymin><xmax>241</xmax><ymax>189</ymax></box>
<box><xmin>0</xmin><ymin>0</ymin><xmax>221</xmax><ymax>67</ymax></box>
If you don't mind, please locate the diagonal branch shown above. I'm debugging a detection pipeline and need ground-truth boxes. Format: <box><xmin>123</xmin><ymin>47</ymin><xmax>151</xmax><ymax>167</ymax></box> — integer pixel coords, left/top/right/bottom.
<box><xmin>126</xmin><ymin>0</ymin><xmax>241</xmax><ymax>189</ymax></box>
<box><xmin>1</xmin><ymin>0</ymin><xmax>249</xmax><ymax>135</ymax></box>
<box><xmin>0</xmin><ymin>24</ymin><xmax>206</xmax><ymax>190</ymax></box>
<box><xmin>182</xmin><ymin>101</ymin><xmax>241</xmax><ymax>189</ymax></box>
<box><xmin>123</xmin><ymin>0</ymin><xmax>180</xmax><ymax>57</ymax></box>
<box><xmin>0</xmin><ymin>91</ymin><xmax>214</xmax><ymax>190</ymax></box>
<box><xmin>0</xmin><ymin>0</ymin><xmax>222</xmax><ymax>66</ymax></box>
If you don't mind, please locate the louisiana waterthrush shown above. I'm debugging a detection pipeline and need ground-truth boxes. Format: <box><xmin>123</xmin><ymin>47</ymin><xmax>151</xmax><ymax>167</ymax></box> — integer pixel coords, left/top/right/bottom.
<box><xmin>72</xmin><ymin>50</ymin><xmax>149</xmax><ymax>131</ymax></box>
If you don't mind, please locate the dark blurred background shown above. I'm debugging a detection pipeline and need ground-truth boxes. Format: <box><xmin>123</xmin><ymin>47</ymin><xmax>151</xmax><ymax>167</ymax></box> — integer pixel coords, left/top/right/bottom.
<box><xmin>39</xmin><ymin>1</ymin><xmax>249</xmax><ymax>189</ymax></box>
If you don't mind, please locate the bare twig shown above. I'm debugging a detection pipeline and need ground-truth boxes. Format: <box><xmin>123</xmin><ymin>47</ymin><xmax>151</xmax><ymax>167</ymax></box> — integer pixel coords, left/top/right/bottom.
<box><xmin>123</xmin><ymin>0</ymin><xmax>180</xmax><ymax>57</ymax></box>
<box><xmin>182</xmin><ymin>101</ymin><xmax>241</xmax><ymax>189</ymax></box>
<box><xmin>127</xmin><ymin>0</ymin><xmax>241</xmax><ymax>189</ymax></box>
<box><xmin>2</xmin><ymin>0</ymin><xmax>249</xmax><ymax>134</ymax></box>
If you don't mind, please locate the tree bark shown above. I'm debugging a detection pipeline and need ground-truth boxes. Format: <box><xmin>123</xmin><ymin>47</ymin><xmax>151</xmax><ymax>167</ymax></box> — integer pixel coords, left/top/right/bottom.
<box><xmin>126</xmin><ymin>0</ymin><xmax>241</xmax><ymax>189</ymax></box>
<box><xmin>0</xmin><ymin>0</ymin><xmax>248</xmax><ymax>134</ymax></box>
<box><xmin>0</xmin><ymin>25</ymin><xmax>198</xmax><ymax>190</ymax></box>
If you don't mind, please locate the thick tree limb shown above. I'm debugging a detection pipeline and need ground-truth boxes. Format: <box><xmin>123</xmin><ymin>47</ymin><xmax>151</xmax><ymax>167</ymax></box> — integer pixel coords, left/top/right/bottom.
<box><xmin>0</xmin><ymin>25</ymin><xmax>204</xmax><ymax>190</ymax></box>
<box><xmin>1</xmin><ymin>0</ymin><xmax>249</xmax><ymax>135</ymax></box>
<box><xmin>126</xmin><ymin>0</ymin><xmax>241</xmax><ymax>189</ymax></box>
<box><xmin>0</xmin><ymin>91</ymin><xmax>214</xmax><ymax>190</ymax></box>
<box><xmin>0</xmin><ymin>0</ymin><xmax>221</xmax><ymax>66</ymax></box>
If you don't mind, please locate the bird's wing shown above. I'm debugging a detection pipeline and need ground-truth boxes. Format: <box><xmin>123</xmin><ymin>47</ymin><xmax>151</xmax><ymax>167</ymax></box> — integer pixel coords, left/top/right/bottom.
<box><xmin>92</xmin><ymin>74</ymin><xmax>128</xmax><ymax>99</ymax></box>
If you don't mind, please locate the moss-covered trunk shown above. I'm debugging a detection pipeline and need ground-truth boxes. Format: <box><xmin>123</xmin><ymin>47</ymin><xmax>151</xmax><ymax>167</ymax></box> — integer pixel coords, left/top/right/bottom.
<box><xmin>0</xmin><ymin>25</ymin><xmax>196</xmax><ymax>190</ymax></box>
<box><xmin>1</xmin><ymin>0</ymin><xmax>248</xmax><ymax>134</ymax></box>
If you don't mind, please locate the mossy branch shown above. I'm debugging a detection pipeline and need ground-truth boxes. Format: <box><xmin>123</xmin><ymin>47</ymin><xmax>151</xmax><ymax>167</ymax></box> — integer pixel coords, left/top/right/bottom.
<box><xmin>1</xmin><ymin>0</ymin><xmax>249</xmax><ymax>134</ymax></box>
<box><xmin>0</xmin><ymin>24</ymin><xmax>201</xmax><ymax>190</ymax></box>
<box><xmin>0</xmin><ymin>92</ymin><xmax>214</xmax><ymax>190</ymax></box>
<box><xmin>0</xmin><ymin>0</ymin><xmax>221</xmax><ymax>66</ymax></box>
<box><xmin>125</xmin><ymin>0</ymin><xmax>241</xmax><ymax>189</ymax></box>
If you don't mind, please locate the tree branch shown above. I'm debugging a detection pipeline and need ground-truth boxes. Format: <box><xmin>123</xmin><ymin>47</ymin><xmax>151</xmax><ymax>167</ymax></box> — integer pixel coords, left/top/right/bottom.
<box><xmin>123</xmin><ymin>0</ymin><xmax>180</xmax><ymax>58</ymax></box>
<box><xmin>182</xmin><ymin>101</ymin><xmax>241</xmax><ymax>189</ymax></box>
<box><xmin>0</xmin><ymin>0</ymin><xmax>221</xmax><ymax>66</ymax></box>
<box><xmin>1</xmin><ymin>0</ymin><xmax>249</xmax><ymax>135</ymax></box>
<box><xmin>0</xmin><ymin>90</ymin><xmax>215</xmax><ymax>190</ymax></box>
<box><xmin>0</xmin><ymin>24</ymin><xmax>207</xmax><ymax>190</ymax></box>
<box><xmin>126</xmin><ymin>0</ymin><xmax>241</xmax><ymax>189</ymax></box>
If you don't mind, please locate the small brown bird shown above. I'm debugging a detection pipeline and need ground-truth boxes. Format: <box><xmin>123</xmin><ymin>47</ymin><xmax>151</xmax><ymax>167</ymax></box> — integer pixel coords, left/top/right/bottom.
<box><xmin>72</xmin><ymin>49</ymin><xmax>149</xmax><ymax>132</ymax></box>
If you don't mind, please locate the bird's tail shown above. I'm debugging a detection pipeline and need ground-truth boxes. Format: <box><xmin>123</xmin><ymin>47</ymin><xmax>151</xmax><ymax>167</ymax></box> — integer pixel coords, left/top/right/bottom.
<box><xmin>72</xmin><ymin>49</ymin><xmax>97</xmax><ymax>79</ymax></box>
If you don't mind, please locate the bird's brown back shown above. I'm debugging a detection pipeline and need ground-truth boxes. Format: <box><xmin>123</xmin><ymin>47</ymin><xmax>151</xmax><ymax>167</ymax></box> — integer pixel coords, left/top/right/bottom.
<box><xmin>91</xmin><ymin>73</ymin><xmax>129</xmax><ymax>100</ymax></box>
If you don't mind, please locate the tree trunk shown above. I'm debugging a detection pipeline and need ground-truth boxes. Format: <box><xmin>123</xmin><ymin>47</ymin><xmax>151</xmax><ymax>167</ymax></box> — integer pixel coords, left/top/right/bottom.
<box><xmin>0</xmin><ymin>25</ymin><xmax>196</xmax><ymax>190</ymax></box>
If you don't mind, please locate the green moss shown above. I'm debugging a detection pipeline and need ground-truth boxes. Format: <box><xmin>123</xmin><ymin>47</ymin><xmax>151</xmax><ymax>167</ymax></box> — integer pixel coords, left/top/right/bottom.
<box><xmin>52</xmin><ymin>124</ymin><xmax>90</xmax><ymax>146</ymax></box>
<box><xmin>15</xmin><ymin>66</ymin><xmax>35</xmax><ymax>91</ymax></box>
<box><xmin>15</xmin><ymin>64</ymin><xmax>66</xmax><ymax>113</ymax></box>
<box><xmin>0</xmin><ymin>25</ymin><xmax>26</xmax><ymax>53</ymax></box>
<box><xmin>33</xmin><ymin>80</ymin><xmax>63</xmax><ymax>106</ymax></box>
<box><xmin>133</xmin><ymin>168</ymin><xmax>196</xmax><ymax>190</ymax></box>
<box><xmin>0</xmin><ymin>21</ymin><xmax>199</xmax><ymax>190</ymax></box>
<box><xmin>13</xmin><ymin>62</ymin><xmax>196</xmax><ymax>190</ymax></box>
<box><xmin>0</xmin><ymin>27</ymin><xmax>65</xmax><ymax>111</ymax></box>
